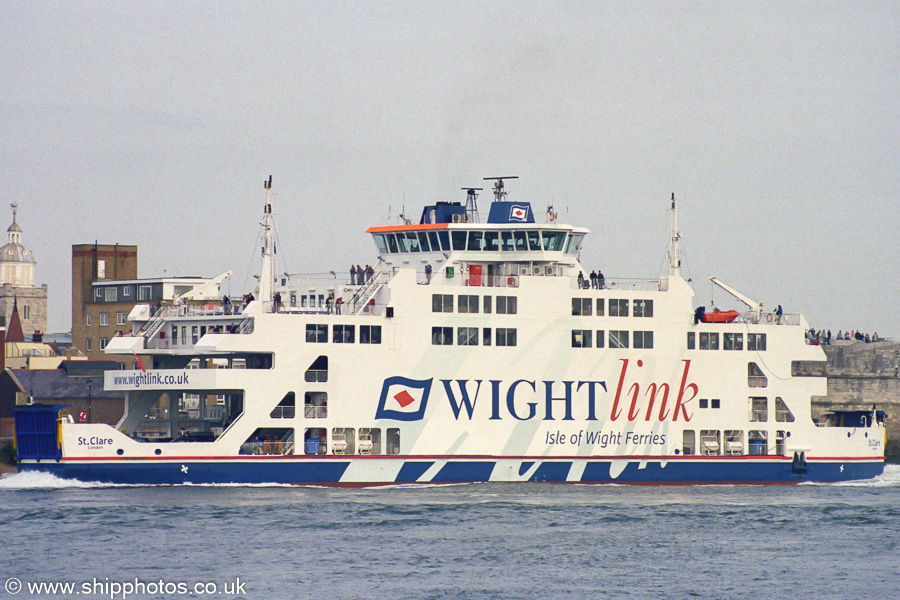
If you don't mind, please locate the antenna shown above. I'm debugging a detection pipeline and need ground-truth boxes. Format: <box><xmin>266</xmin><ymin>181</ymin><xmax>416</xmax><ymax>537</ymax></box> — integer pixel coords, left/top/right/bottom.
<box><xmin>461</xmin><ymin>187</ymin><xmax>483</xmax><ymax>223</ymax></box>
<box><xmin>483</xmin><ymin>176</ymin><xmax>518</xmax><ymax>202</ymax></box>
<box><xmin>667</xmin><ymin>192</ymin><xmax>682</xmax><ymax>278</ymax></box>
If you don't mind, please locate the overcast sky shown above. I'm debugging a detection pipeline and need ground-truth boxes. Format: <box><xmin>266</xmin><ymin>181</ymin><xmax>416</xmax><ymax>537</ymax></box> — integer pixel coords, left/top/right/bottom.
<box><xmin>2</xmin><ymin>1</ymin><xmax>898</xmax><ymax>338</ymax></box>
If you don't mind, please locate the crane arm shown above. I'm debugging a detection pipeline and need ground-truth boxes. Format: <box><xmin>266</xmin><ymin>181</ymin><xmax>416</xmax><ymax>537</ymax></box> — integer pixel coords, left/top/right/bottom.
<box><xmin>709</xmin><ymin>277</ymin><xmax>763</xmax><ymax>314</ymax></box>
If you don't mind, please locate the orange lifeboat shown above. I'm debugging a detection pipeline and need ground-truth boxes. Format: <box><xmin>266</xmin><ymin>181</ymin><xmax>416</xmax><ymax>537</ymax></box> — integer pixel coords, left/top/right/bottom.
<box><xmin>699</xmin><ymin>309</ymin><xmax>740</xmax><ymax>323</ymax></box>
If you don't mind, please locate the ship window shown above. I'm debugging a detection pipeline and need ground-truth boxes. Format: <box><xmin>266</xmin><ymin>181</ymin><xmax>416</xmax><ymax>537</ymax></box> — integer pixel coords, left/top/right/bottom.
<box><xmin>171</xmin><ymin>325</ymin><xmax>178</xmax><ymax>345</ymax></box>
<box><xmin>417</xmin><ymin>231</ymin><xmax>431</xmax><ymax>252</ymax></box>
<box><xmin>776</xmin><ymin>431</ymin><xmax>787</xmax><ymax>455</ymax></box>
<box><xmin>699</xmin><ymin>332</ymin><xmax>719</xmax><ymax>350</ymax></box>
<box><xmin>544</xmin><ymin>231</ymin><xmax>567</xmax><ymax>251</ymax></box>
<box><xmin>305</xmin><ymin>356</ymin><xmax>328</xmax><ymax>382</ymax></box>
<box><xmin>432</xmin><ymin>294</ymin><xmax>453</xmax><ymax>313</ymax></box>
<box><xmin>467</xmin><ymin>231</ymin><xmax>484</xmax><ymax>251</ymax></box>
<box><xmin>572</xmin><ymin>329</ymin><xmax>592</xmax><ymax>348</ymax></box>
<box><xmin>775</xmin><ymin>397</ymin><xmax>795</xmax><ymax>422</ymax></box>
<box><xmin>687</xmin><ymin>332</ymin><xmax>695</xmax><ymax>349</ymax></box>
<box><xmin>428</xmin><ymin>231</ymin><xmax>449</xmax><ymax>252</ymax></box>
<box><xmin>501</xmin><ymin>231</ymin><xmax>515</xmax><ymax>251</ymax></box>
<box><xmin>241</xmin><ymin>428</ymin><xmax>295</xmax><ymax>456</ymax></box>
<box><xmin>432</xmin><ymin>327</ymin><xmax>453</xmax><ymax>345</ymax></box>
<box><xmin>484</xmin><ymin>231</ymin><xmax>500</xmax><ymax>251</ymax></box>
<box><xmin>306</xmin><ymin>324</ymin><xmax>328</xmax><ymax>343</ymax></box>
<box><xmin>395</xmin><ymin>233</ymin><xmax>408</xmax><ymax>252</ymax></box>
<box><xmin>711</xmin><ymin>399</ymin><xmax>720</xmax><ymax>409</ymax></box>
<box><xmin>331</xmin><ymin>428</ymin><xmax>355</xmax><ymax>455</ymax></box>
<box><xmin>700</xmin><ymin>430</ymin><xmax>721</xmax><ymax>455</ymax></box>
<box><xmin>526</xmin><ymin>230</ymin><xmax>541</xmax><ymax>251</ymax></box>
<box><xmin>682</xmin><ymin>430</ymin><xmax>696</xmax><ymax>455</ymax></box>
<box><xmin>496</xmin><ymin>296</ymin><xmax>517</xmax><ymax>314</ymax></box>
<box><xmin>483</xmin><ymin>327</ymin><xmax>492</xmax><ymax>346</ymax></box>
<box><xmin>451</xmin><ymin>231</ymin><xmax>467</xmax><ymax>251</ymax></box>
<box><xmin>514</xmin><ymin>231</ymin><xmax>528</xmax><ymax>251</ymax></box>
<box><xmin>458</xmin><ymin>327</ymin><xmax>478</xmax><ymax>346</ymax></box>
<box><xmin>724</xmin><ymin>333</ymin><xmax>744</xmax><ymax>350</ymax></box>
<box><xmin>303</xmin><ymin>427</ymin><xmax>327</xmax><ymax>455</ymax></box>
<box><xmin>192</xmin><ymin>326</ymin><xmax>200</xmax><ymax>344</ymax></box>
<box><xmin>333</xmin><ymin>324</ymin><xmax>355</xmax><ymax>343</ymax></box>
<box><xmin>304</xmin><ymin>393</ymin><xmax>327</xmax><ymax>419</ymax></box>
<box><xmin>373</xmin><ymin>234</ymin><xmax>388</xmax><ymax>255</ymax></box>
<box><xmin>634</xmin><ymin>299</ymin><xmax>653</xmax><ymax>317</ymax></box>
<box><xmin>386</xmin><ymin>428</ymin><xmax>401</xmax><ymax>455</ymax></box>
<box><xmin>270</xmin><ymin>392</ymin><xmax>296</xmax><ymax>419</ymax></box>
<box><xmin>748</xmin><ymin>333</ymin><xmax>767</xmax><ymax>351</ymax></box>
<box><xmin>609</xmin><ymin>330</ymin><xmax>629</xmax><ymax>348</ymax></box>
<box><xmin>496</xmin><ymin>328</ymin><xmax>517</xmax><ymax>347</ymax></box>
<box><xmin>566</xmin><ymin>234</ymin><xmax>585</xmax><ymax>255</ymax></box>
<box><xmin>572</xmin><ymin>298</ymin><xmax>592</xmax><ymax>316</ymax></box>
<box><xmin>596</xmin><ymin>298</ymin><xmax>605</xmax><ymax>316</ymax></box>
<box><xmin>437</xmin><ymin>230</ymin><xmax>450</xmax><ymax>251</ymax></box>
<box><xmin>358</xmin><ymin>428</ymin><xmax>380</xmax><ymax>455</ymax></box>
<box><xmin>748</xmin><ymin>362</ymin><xmax>767</xmax><ymax>387</ymax></box>
<box><xmin>749</xmin><ymin>397</ymin><xmax>768</xmax><ymax>422</ymax></box>
<box><xmin>749</xmin><ymin>431</ymin><xmax>768</xmax><ymax>455</ymax></box>
<box><xmin>406</xmin><ymin>232</ymin><xmax>421</xmax><ymax>252</ymax></box>
<box><xmin>633</xmin><ymin>331</ymin><xmax>654</xmax><ymax>349</ymax></box>
<box><xmin>483</xmin><ymin>296</ymin><xmax>492</xmax><ymax>314</ymax></box>
<box><xmin>609</xmin><ymin>299</ymin><xmax>629</xmax><ymax>317</ymax></box>
<box><xmin>724</xmin><ymin>431</ymin><xmax>743</xmax><ymax>455</ymax></box>
<box><xmin>360</xmin><ymin>325</ymin><xmax>381</xmax><ymax>344</ymax></box>
<box><xmin>699</xmin><ymin>398</ymin><xmax>708</xmax><ymax>408</ymax></box>
<box><xmin>596</xmin><ymin>330</ymin><xmax>605</xmax><ymax>348</ymax></box>
<box><xmin>458</xmin><ymin>295</ymin><xmax>479</xmax><ymax>313</ymax></box>
<box><xmin>386</xmin><ymin>234</ymin><xmax>399</xmax><ymax>254</ymax></box>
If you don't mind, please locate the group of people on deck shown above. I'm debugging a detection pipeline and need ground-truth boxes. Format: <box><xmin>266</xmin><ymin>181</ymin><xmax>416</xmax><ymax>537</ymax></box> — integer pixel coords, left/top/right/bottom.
<box><xmin>349</xmin><ymin>264</ymin><xmax>374</xmax><ymax>285</ymax></box>
<box><xmin>576</xmin><ymin>269</ymin><xmax>605</xmax><ymax>290</ymax></box>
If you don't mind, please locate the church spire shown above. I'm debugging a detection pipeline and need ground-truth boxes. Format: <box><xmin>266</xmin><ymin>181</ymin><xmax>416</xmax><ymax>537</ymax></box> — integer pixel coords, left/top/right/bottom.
<box><xmin>6</xmin><ymin>296</ymin><xmax>24</xmax><ymax>342</ymax></box>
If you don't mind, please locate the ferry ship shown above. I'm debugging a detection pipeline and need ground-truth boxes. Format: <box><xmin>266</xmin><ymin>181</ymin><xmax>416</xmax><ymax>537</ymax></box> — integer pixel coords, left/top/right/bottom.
<box><xmin>13</xmin><ymin>177</ymin><xmax>886</xmax><ymax>485</ymax></box>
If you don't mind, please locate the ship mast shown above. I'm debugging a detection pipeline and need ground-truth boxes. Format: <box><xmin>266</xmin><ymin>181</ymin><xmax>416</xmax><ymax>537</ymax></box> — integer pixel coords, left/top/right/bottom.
<box><xmin>259</xmin><ymin>175</ymin><xmax>275</xmax><ymax>303</ymax></box>
<box><xmin>667</xmin><ymin>192</ymin><xmax>682</xmax><ymax>278</ymax></box>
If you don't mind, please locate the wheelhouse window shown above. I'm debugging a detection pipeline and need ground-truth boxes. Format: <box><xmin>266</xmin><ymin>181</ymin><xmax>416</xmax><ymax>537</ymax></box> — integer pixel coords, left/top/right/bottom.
<box><xmin>405</xmin><ymin>232</ymin><xmax>421</xmax><ymax>252</ymax></box>
<box><xmin>386</xmin><ymin>234</ymin><xmax>399</xmax><ymax>253</ymax></box>
<box><xmin>484</xmin><ymin>231</ymin><xmax>500</xmax><ymax>251</ymax></box>
<box><xmin>526</xmin><ymin>230</ymin><xmax>541</xmax><ymax>251</ymax></box>
<box><xmin>572</xmin><ymin>298</ymin><xmax>592</xmax><ymax>316</ymax></box>
<box><xmin>543</xmin><ymin>231</ymin><xmax>567</xmax><ymax>251</ymax></box>
<box><xmin>467</xmin><ymin>231</ymin><xmax>484</xmax><ymax>251</ymax></box>
<box><xmin>451</xmin><ymin>231</ymin><xmax>467</xmax><ymax>250</ymax></box>
<box><xmin>566</xmin><ymin>234</ymin><xmax>585</xmax><ymax>255</ymax></box>
<box><xmin>373</xmin><ymin>234</ymin><xmax>388</xmax><ymax>255</ymax></box>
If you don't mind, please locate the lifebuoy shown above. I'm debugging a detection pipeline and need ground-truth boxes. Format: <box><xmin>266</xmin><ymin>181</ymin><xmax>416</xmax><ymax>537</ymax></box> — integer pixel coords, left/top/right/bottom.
<box><xmin>765</xmin><ymin>313</ymin><xmax>774</xmax><ymax>323</ymax></box>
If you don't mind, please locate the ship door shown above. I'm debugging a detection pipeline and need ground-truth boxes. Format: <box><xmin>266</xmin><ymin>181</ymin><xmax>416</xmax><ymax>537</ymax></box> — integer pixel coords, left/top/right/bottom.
<box><xmin>469</xmin><ymin>264</ymin><xmax>483</xmax><ymax>287</ymax></box>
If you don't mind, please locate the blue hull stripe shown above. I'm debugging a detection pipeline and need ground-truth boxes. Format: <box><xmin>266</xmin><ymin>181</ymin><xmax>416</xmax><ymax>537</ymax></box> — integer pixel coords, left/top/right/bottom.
<box><xmin>17</xmin><ymin>458</ymin><xmax>883</xmax><ymax>485</ymax></box>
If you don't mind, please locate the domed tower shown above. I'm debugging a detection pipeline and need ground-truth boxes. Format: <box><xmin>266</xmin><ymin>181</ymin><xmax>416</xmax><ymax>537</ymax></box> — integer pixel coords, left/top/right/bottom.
<box><xmin>0</xmin><ymin>203</ymin><xmax>48</xmax><ymax>339</ymax></box>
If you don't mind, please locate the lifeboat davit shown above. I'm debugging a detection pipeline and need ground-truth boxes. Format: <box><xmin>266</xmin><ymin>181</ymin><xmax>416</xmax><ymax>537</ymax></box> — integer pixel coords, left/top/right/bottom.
<box><xmin>700</xmin><ymin>309</ymin><xmax>740</xmax><ymax>323</ymax></box>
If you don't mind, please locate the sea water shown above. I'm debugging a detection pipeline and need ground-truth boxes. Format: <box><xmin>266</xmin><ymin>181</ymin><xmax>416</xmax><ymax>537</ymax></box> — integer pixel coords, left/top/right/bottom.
<box><xmin>1</xmin><ymin>466</ymin><xmax>898</xmax><ymax>600</ymax></box>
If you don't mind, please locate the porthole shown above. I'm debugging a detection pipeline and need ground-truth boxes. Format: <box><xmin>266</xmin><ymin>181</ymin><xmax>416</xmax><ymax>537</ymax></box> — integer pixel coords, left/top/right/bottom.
<box><xmin>154</xmin><ymin>448</ymin><xmax>162</xmax><ymax>456</ymax></box>
<box><xmin>116</xmin><ymin>449</ymin><xmax>124</xmax><ymax>456</ymax></box>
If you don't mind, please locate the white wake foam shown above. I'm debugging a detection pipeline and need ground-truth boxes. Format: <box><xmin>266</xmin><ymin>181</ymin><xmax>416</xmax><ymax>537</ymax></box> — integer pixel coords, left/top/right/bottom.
<box><xmin>0</xmin><ymin>470</ymin><xmax>107</xmax><ymax>489</ymax></box>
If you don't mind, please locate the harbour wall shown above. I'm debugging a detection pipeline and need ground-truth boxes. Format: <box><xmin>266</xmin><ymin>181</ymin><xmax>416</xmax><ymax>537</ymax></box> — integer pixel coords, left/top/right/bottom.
<box><xmin>794</xmin><ymin>340</ymin><xmax>900</xmax><ymax>460</ymax></box>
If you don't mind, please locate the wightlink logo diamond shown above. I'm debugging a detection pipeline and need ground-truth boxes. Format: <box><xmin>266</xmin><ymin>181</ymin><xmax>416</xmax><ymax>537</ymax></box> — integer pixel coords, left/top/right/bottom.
<box><xmin>509</xmin><ymin>205</ymin><xmax>529</xmax><ymax>222</ymax></box>
<box><xmin>375</xmin><ymin>376</ymin><xmax>433</xmax><ymax>421</ymax></box>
